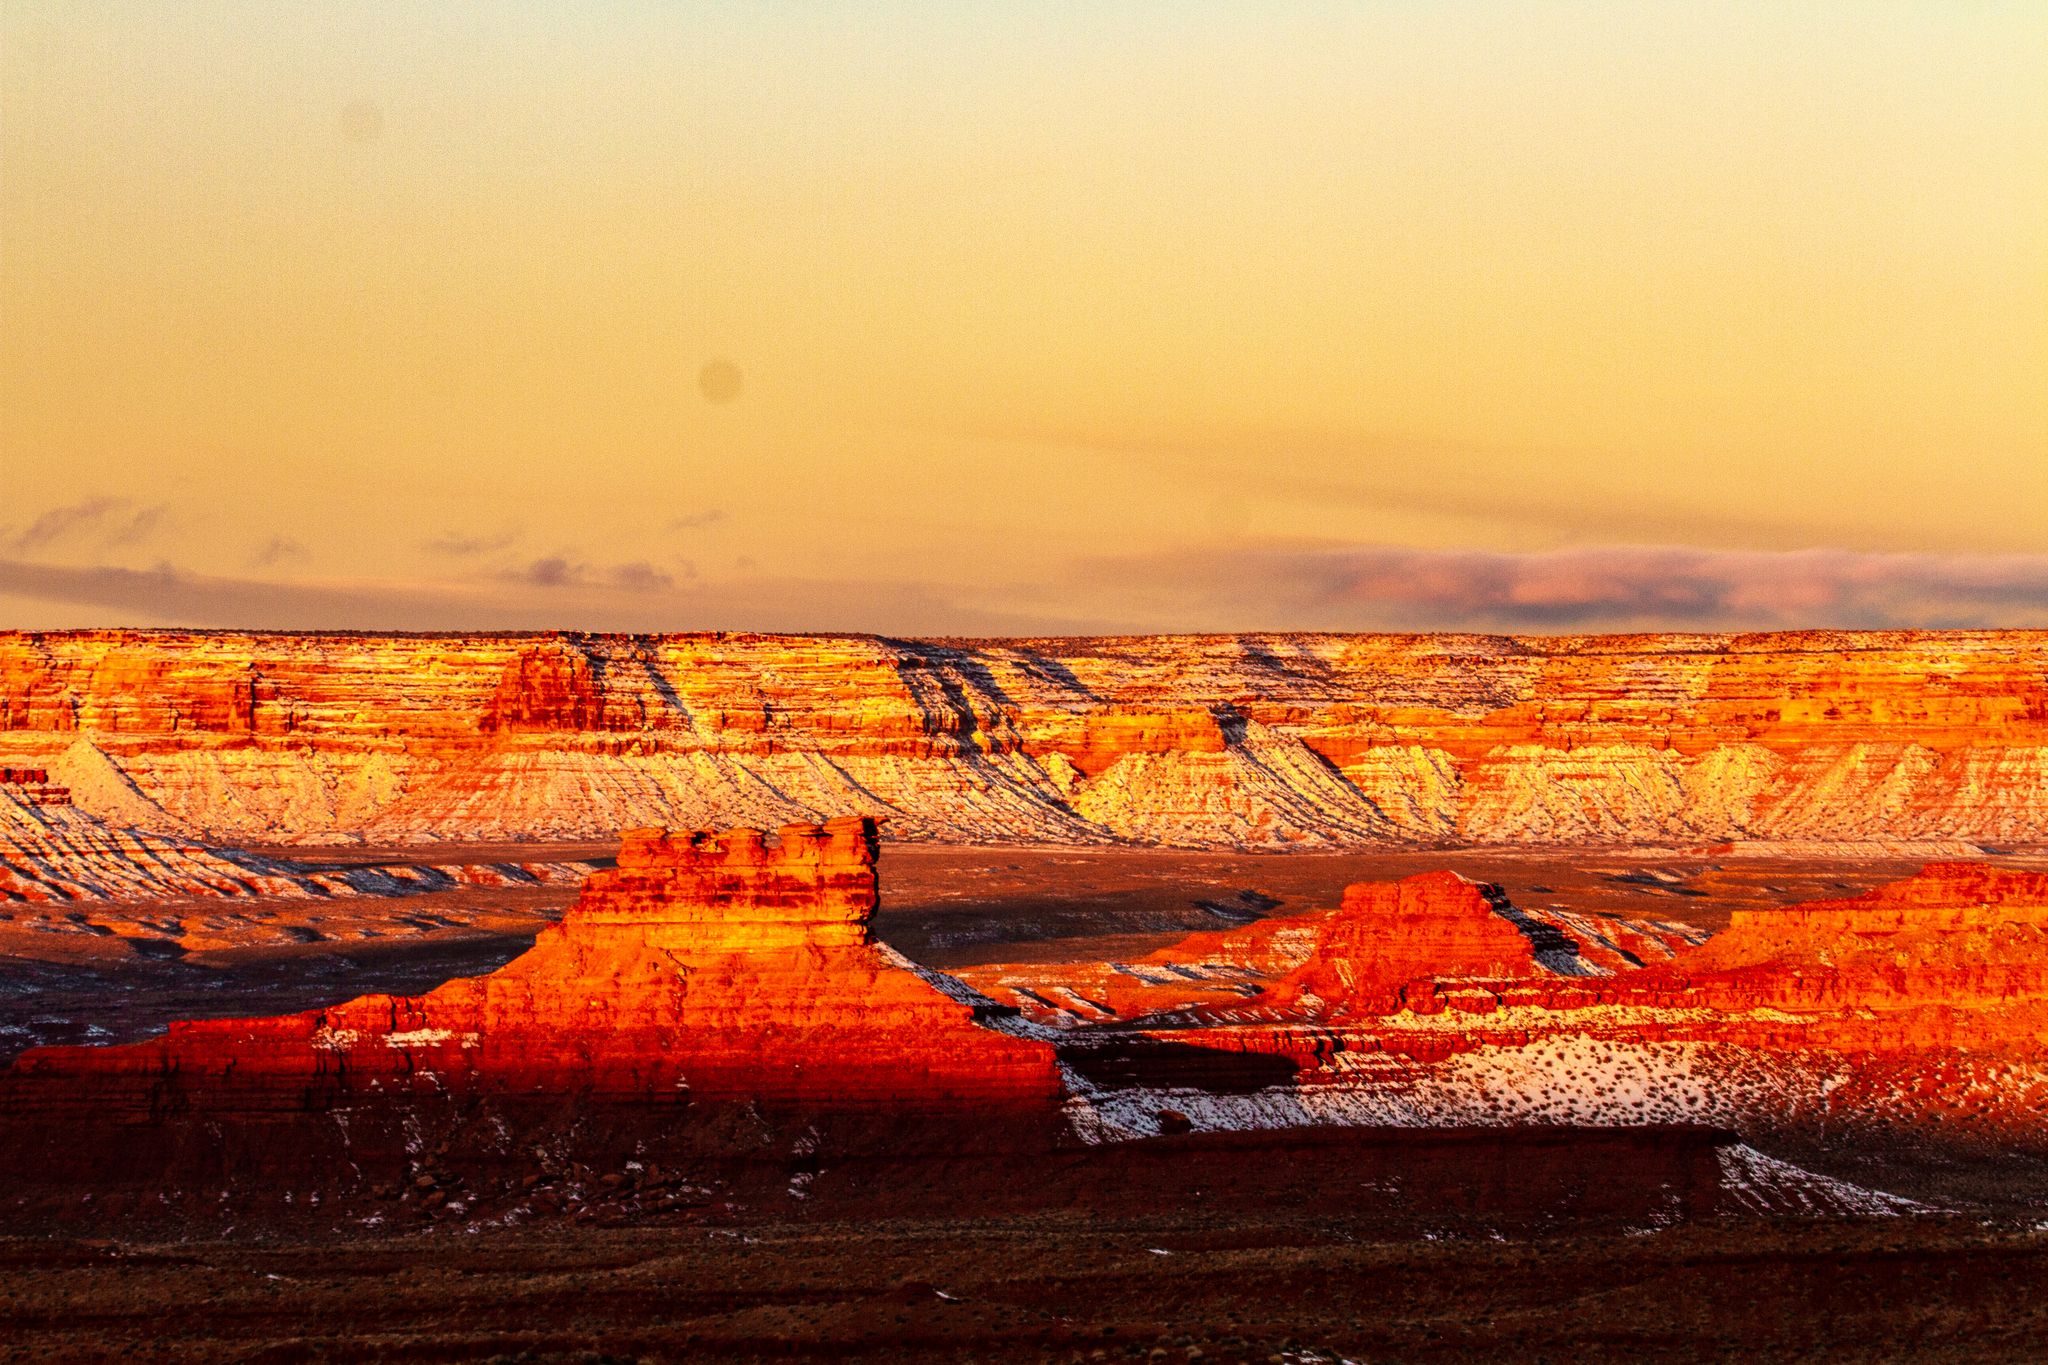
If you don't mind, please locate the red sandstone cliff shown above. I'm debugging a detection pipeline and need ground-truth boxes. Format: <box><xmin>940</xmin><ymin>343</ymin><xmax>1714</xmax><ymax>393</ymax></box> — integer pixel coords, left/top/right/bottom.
<box><xmin>1622</xmin><ymin>863</ymin><xmax>2048</xmax><ymax>1041</ymax></box>
<box><xmin>1262</xmin><ymin>873</ymin><xmax>1543</xmax><ymax>1013</ymax></box>
<box><xmin>1137</xmin><ymin>862</ymin><xmax>2048</xmax><ymax>1044</ymax></box>
<box><xmin>4</xmin><ymin>629</ymin><xmax>2048</xmax><ymax>847</ymax></box>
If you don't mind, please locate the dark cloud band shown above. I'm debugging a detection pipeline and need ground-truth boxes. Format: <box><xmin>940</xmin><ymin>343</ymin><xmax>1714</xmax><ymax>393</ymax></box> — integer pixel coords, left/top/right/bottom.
<box><xmin>8</xmin><ymin>543</ymin><xmax>2048</xmax><ymax>636</ymax></box>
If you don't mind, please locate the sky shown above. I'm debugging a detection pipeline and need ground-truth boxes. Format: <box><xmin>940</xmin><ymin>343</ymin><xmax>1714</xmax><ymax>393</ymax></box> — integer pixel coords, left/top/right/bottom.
<box><xmin>3</xmin><ymin>2</ymin><xmax>2045</xmax><ymax>635</ymax></box>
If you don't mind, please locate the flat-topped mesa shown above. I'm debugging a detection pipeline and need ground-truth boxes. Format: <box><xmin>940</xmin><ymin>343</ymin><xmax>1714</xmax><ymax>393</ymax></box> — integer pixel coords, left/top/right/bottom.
<box><xmin>577</xmin><ymin>815</ymin><xmax>880</xmax><ymax>950</ymax></box>
<box><xmin>13</xmin><ymin>629</ymin><xmax>2048</xmax><ymax>849</ymax></box>
<box><xmin>959</xmin><ymin>870</ymin><xmax>1706</xmax><ymax>1028</ymax></box>
<box><xmin>1717</xmin><ymin>862</ymin><xmax>2048</xmax><ymax>946</ymax></box>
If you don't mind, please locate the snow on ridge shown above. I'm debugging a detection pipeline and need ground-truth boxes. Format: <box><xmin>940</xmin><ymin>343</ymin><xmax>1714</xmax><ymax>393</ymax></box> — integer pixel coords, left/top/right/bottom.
<box><xmin>1715</xmin><ymin>1144</ymin><xmax>1937</xmax><ymax>1217</ymax></box>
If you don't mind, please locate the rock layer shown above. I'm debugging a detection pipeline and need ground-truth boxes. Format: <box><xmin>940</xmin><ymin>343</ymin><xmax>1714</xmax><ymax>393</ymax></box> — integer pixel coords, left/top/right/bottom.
<box><xmin>0</xmin><ymin>780</ymin><xmax>593</xmax><ymax>911</ymax></box>
<box><xmin>5</xmin><ymin>629</ymin><xmax>2048</xmax><ymax>847</ymax></box>
<box><xmin>957</xmin><ymin>873</ymin><xmax>1697</xmax><ymax>1028</ymax></box>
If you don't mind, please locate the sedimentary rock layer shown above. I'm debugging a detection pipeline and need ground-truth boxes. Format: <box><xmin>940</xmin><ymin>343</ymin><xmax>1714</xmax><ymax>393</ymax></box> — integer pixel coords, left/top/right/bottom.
<box><xmin>958</xmin><ymin>872</ymin><xmax>1700</xmax><ymax>1027</ymax></box>
<box><xmin>4</xmin><ymin>629</ymin><xmax>2047</xmax><ymax>847</ymax></box>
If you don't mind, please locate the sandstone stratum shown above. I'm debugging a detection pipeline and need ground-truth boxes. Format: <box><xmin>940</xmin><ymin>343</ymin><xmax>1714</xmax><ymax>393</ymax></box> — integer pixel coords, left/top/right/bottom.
<box><xmin>0</xmin><ymin>765</ymin><xmax>600</xmax><ymax>970</ymax></box>
<box><xmin>5</xmin><ymin>629</ymin><xmax>2048</xmax><ymax>848</ymax></box>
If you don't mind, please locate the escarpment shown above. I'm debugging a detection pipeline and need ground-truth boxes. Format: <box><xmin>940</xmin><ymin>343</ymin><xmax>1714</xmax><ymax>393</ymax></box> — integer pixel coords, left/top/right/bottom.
<box><xmin>3</xmin><ymin>629</ymin><xmax>2048</xmax><ymax>847</ymax></box>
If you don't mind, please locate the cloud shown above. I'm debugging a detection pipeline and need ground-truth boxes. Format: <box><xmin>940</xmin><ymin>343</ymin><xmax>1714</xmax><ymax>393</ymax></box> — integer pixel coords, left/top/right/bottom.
<box><xmin>516</xmin><ymin>556</ymin><xmax>579</xmax><ymax>588</ymax></box>
<box><xmin>103</xmin><ymin>504</ymin><xmax>170</xmax><ymax>548</ymax></box>
<box><xmin>957</xmin><ymin>422</ymin><xmax>1865</xmax><ymax>550</ymax></box>
<box><xmin>421</xmin><ymin>530</ymin><xmax>520</xmax><ymax>557</ymax></box>
<box><xmin>498</xmin><ymin>557</ymin><xmax>678</xmax><ymax>593</ymax></box>
<box><xmin>608</xmin><ymin>561</ymin><xmax>676</xmax><ymax>593</ymax></box>
<box><xmin>250</xmin><ymin>537</ymin><xmax>307</xmax><ymax>568</ymax></box>
<box><xmin>665</xmin><ymin>509</ymin><xmax>728</xmax><ymax>533</ymax></box>
<box><xmin>1071</xmin><ymin>543</ymin><xmax>2048</xmax><ymax>632</ymax></box>
<box><xmin>6</xmin><ymin>497</ymin><xmax>172</xmax><ymax>553</ymax></box>
<box><xmin>8</xmin><ymin>497</ymin><xmax>127</xmax><ymax>551</ymax></box>
<box><xmin>0</xmin><ymin>557</ymin><xmax>1100</xmax><ymax>635</ymax></box>
<box><xmin>13</xmin><ymin>541</ymin><xmax>2047</xmax><ymax>637</ymax></box>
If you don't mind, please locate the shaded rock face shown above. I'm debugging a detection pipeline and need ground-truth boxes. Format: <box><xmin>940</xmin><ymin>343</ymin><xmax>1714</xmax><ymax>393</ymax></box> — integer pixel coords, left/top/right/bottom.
<box><xmin>5</xmin><ymin>629</ymin><xmax>2048</xmax><ymax>847</ymax></box>
<box><xmin>0</xmin><ymin>818</ymin><xmax>1065</xmax><ymax>1211</ymax></box>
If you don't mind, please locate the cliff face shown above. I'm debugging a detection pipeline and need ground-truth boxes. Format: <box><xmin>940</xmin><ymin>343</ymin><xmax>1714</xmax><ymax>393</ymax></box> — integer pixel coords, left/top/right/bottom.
<box><xmin>955</xmin><ymin>873</ymin><xmax>1698</xmax><ymax>1029</ymax></box>
<box><xmin>6</xmin><ymin>838</ymin><xmax>2038</xmax><ymax>1219</ymax></box>
<box><xmin>3</xmin><ymin>629</ymin><xmax>2047</xmax><ymax>847</ymax></box>
<box><xmin>1630</xmin><ymin>863</ymin><xmax>2048</xmax><ymax>1028</ymax></box>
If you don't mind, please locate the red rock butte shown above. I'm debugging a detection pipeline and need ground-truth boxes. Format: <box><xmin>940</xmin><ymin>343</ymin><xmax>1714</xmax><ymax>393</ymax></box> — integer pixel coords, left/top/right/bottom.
<box><xmin>960</xmin><ymin>860</ymin><xmax>2048</xmax><ymax>1155</ymax></box>
<box><xmin>0</xmin><ymin>818</ymin><xmax>1065</xmax><ymax>1208</ymax></box>
<box><xmin>1194</xmin><ymin>862</ymin><xmax>2048</xmax><ymax>1049</ymax></box>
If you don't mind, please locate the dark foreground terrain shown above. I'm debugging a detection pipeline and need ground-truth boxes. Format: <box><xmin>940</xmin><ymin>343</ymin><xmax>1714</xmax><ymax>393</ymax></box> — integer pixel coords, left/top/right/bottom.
<box><xmin>2</xmin><ymin>1215</ymin><xmax>2044</xmax><ymax>1363</ymax></box>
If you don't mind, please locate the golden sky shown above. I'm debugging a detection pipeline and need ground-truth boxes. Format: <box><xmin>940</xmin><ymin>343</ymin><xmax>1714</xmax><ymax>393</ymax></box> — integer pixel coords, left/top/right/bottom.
<box><xmin>4</xmin><ymin>3</ymin><xmax>2046</xmax><ymax>632</ymax></box>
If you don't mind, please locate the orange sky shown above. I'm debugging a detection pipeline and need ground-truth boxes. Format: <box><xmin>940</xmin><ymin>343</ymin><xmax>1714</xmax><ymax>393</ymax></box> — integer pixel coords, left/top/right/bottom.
<box><xmin>4</xmin><ymin>3</ymin><xmax>2045</xmax><ymax>633</ymax></box>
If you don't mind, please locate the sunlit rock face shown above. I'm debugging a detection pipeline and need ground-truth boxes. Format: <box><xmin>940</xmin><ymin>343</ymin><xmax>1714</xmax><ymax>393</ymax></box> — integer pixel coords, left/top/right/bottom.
<box><xmin>1628</xmin><ymin>863</ymin><xmax>2048</xmax><ymax>1038</ymax></box>
<box><xmin>956</xmin><ymin>870</ymin><xmax>1698</xmax><ymax>1029</ymax></box>
<box><xmin>1261</xmin><ymin>862</ymin><xmax>2048</xmax><ymax>1050</ymax></box>
<box><xmin>3</xmin><ymin>815</ymin><xmax>1058</xmax><ymax>1110</ymax></box>
<box><xmin>1263</xmin><ymin>873</ymin><xmax>1549</xmax><ymax>1013</ymax></box>
<box><xmin>4</xmin><ymin>629</ymin><xmax>2047</xmax><ymax>848</ymax></box>
<box><xmin>0</xmin><ymin>818</ymin><xmax>1065</xmax><ymax>1208</ymax></box>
